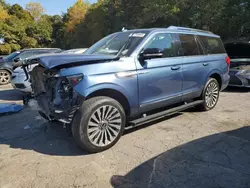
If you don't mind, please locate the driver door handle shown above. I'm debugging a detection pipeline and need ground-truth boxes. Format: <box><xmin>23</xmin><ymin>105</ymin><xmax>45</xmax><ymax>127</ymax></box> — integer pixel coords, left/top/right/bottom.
<box><xmin>203</xmin><ymin>62</ymin><xmax>209</xmax><ymax>66</ymax></box>
<box><xmin>171</xmin><ymin>66</ymin><xmax>181</xmax><ymax>70</ymax></box>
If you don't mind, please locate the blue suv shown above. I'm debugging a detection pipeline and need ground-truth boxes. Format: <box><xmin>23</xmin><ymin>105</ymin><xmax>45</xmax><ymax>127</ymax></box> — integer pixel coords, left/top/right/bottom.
<box><xmin>23</xmin><ymin>26</ymin><xmax>230</xmax><ymax>153</ymax></box>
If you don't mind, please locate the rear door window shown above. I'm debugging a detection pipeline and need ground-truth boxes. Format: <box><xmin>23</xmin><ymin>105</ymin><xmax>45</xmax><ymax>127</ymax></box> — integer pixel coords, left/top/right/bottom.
<box><xmin>179</xmin><ymin>34</ymin><xmax>203</xmax><ymax>56</ymax></box>
<box><xmin>144</xmin><ymin>33</ymin><xmax>179</xmax><ymax>58</ymax></box>
<box><xmin>198</xmin><ymin>36</ymin><xmax>226</xmax><ymax>54</ymax></box>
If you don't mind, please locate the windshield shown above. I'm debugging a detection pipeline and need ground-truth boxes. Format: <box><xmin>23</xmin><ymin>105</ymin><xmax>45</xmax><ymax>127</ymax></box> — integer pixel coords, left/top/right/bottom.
<box><xmin>3</xmin><ymin>51</ymin><xmax>21</xmax><ymax>61</ymax></box>
<box><xmin>84</xmin><ymin>31</ymin><xmax>149</xmax><ymax>56</ymax></box>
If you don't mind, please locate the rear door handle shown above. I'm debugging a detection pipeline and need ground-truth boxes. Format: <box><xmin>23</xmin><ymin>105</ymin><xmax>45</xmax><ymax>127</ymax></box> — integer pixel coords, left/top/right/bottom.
<box><xmin>171</xmin><ymin>66</ymin><xmax>181</xmax><ymax>70</ymax></box>
<box><xmin>203</xmin><ymin>62</ymin><xmax>209</xmax><ymax>66</ymax></box>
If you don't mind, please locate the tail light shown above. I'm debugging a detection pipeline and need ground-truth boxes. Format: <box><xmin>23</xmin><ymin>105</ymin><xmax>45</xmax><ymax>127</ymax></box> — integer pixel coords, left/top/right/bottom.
<box><xmin>66</xmin><ymin>74</ymin><xmax>83</xmax><ymax>87</ymax></box>
<box><xmin>225</xmin><ymin>57</ymin><xmax>231</xmax><ymax>65</ymax></box>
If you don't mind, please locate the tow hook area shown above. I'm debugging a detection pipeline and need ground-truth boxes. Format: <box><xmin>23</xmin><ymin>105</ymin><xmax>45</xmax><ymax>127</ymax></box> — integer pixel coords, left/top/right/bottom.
<box><xmin>25</xmin><ymin>78</ymin><xmax>84</xmax><ymax>124</ymax></box>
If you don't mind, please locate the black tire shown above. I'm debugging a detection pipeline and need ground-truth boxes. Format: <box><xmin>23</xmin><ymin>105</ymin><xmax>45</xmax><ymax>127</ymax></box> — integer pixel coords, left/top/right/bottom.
<box><xmin>198</xmin><ymin>78</ymin><xmax>220</xmax><ymax>111</ymax></box>
<box><xmin>71</xmin><ymin>96</ymin><xmax>126</xmax><ymax>153</ymax></box>
<box><xmin>0</xmin><ymin>69</ymin><xmax>11</xmax><ymax>85</ymax></box>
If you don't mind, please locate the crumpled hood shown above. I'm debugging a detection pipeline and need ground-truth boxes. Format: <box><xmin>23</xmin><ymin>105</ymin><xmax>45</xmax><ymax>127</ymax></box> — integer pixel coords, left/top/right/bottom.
<box><xmin>29</xmin><ymin>54</ymin><xmax>119</xmax><ymax>69</ymax></box>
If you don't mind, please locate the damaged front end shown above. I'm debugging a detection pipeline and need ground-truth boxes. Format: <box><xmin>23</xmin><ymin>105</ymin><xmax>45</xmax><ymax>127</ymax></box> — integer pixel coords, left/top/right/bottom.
<box><xmin>18</xmin><ymin>53</ymin><xmax>118</xmax><ymax>123</ymax></box>
<box><xmin>21</xmin><ymin>58</ymin><xmax>84</xmax><ymax>123</ymax></box>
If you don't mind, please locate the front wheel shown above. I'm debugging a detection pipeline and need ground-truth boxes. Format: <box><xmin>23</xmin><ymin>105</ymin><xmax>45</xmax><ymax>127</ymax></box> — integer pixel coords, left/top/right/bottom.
<box><xmin>72</xmin><ymin>96</ymin><xmax>126</xmax><ymax>153</ymax></box>
<box><xmin>0</xmin><ymin>69</ymin><xmax>11</xmax><ymax>85</ymax></box>
<box><xmin>199</xmin><ymin>78</ymin><xmax>220</xmax><ymax>111</ymax></box>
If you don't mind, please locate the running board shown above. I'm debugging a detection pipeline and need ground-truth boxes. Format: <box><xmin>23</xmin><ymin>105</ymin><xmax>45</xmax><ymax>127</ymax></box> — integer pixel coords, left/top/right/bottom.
<box><xmin>127</xmin><ymin>100</ymin><xmax>204</xmax><ymax>129</ymax></box>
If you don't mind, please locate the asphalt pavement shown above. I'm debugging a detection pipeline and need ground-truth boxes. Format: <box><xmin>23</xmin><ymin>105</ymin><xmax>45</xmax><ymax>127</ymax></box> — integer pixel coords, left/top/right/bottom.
<box><xmin>0</xmin><ymin>85</ymin><xmax>250</xmax><ymax>188</ymax></box>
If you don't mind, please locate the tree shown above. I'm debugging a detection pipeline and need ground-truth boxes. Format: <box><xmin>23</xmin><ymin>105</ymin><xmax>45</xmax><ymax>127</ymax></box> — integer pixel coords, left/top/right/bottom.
<box><xmin>50</xmin><ymin>15</ymin><xmax>65</xmax><ymax>48</ymax></box>
<box><xmin>0</xmin><ymin>4</ymin><xmax>9</xmax><ymax>21</ymax></box>
<box><xmin>0</xmin><ymin>0</ymin><xmax>9</xmax><ymax>8</ymax></box>
<box><xmin>26</xmin><ymin>15</ymin><xmax>53</xmax><ymax>46</ymax></box>
<box><xmin>21</xmin><ymin>36</ymin><xmax>37</xmax><ymax>48</ymax></box>
<box><xmin>1</xmin><ymin>0</ymin><xmax>250</xmax><ymax>54</ymax></box>
<box><xmin>0</xmin><ymin>2</ymin><xmax>40</xmax><ymax>53</ymax></box>
<box><xmin>25</xmin><ymin>2</ymin><xmax>44</xmax><ymax>20</ymax></box>
<box><xmin>65</xmin><ymin>0</ymin><xmax>89</xmax><ymax>32</ymax></box>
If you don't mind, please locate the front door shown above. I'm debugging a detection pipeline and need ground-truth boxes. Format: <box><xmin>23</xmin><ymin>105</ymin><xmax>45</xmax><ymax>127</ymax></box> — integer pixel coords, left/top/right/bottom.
<box><xmin>136</xmin><ymin>33</ymin><xmax>183</xmax><ymax>112</ymax></box>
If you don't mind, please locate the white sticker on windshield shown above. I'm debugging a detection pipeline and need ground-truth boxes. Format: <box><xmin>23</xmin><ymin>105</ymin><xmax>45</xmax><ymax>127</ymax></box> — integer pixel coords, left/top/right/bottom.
<box><xmin>132</xmin><ymin>33</ymin><xmax>146</xmax><ymax>37</ymax></box>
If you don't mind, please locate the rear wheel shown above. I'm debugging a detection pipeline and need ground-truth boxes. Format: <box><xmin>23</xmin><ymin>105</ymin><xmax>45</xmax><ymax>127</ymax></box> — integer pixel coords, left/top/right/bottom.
<box><xmin>72</xmin><ymin>96</ymin><xmax>126</xmax><ymax>153</ymax></box>
<box><xmin>0</xmin><ymin>69</ymin><xmax>11</xmax><ymax>85</ymax></box>
<box><xmin>199</xmin><ymin>78</ymin><xmax>220</xmax><ymax>111</ymax></box>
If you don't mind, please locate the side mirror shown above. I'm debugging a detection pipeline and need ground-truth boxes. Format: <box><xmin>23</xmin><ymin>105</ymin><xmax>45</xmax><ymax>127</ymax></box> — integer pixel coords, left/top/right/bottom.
<box><xmin>140</xmin><ymin>48</ymin><xmax>163</xmax><ymax>60</ymax></box>
<box><xmin>14</xmin><ymin>57</ymin><xmax>21</xmax><ymax>62</ymax></box>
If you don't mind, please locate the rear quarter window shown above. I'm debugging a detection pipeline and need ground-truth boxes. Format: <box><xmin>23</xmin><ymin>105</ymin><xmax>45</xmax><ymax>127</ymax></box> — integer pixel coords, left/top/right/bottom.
<box><xmin>198</xmin><ymin>36</ymin><xmax>226</xmax><ymax>54</ymax></box>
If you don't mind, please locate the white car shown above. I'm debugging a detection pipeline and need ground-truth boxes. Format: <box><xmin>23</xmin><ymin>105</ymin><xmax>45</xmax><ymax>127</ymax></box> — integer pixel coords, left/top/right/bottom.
<box><xmin>11</xmin><ymin>67</ymin><xmax>33</xmax><ymax>93</ymax></box>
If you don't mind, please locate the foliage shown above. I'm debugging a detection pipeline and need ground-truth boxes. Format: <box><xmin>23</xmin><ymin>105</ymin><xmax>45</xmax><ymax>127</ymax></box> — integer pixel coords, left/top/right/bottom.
<box><xmin>26</xmin><ymin>15</ymin><xmax>53</xmax><ymax>46</ymax></box>
<box><xmin>25</xmin><ymin>2</ymin><xmax>44</xmax><ymax>20</ymax></box>
<box><xmin>1</xmin><ymin>0</ymin><xmax>250</xmax><ymax>55</ymax></box>
<box><xmin>65</xmin><ymin>0</ymin><xmax>89</xmax><ymax>32</ymax></box>
<box><xmin>0</xmin><ymin>43</ymin><xmax>12</xmax><ymax>54</ymax></box>
<box><xmin>0</xmin><ymin>4</ymin><xmax>9</xmax><ymax>21</ymax></box>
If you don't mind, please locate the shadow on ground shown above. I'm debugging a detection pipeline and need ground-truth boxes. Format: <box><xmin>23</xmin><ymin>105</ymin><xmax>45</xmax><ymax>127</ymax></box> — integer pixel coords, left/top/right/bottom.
<box><xmin>223</xmin><ymin>86</ymin><xmax>250</xmax><ymax>93</ymax></box>
<box><xmin>0</xmin><ymin>111</ymin><xmax>182</xmax><ymax>156</ymax></box>
<box><xmin>0</xmin><ymin>119</ymin><xmax>89</xmax><ymax>156</ymax></box>
<box><xmin>0</xmin><ymin>89</ymin><xmax>23</xmax><ymax>101</ymax></box>
<box><xmin>111</xmin><ymin>126</ymin><xmax>250</xmax><ymax>188</ymax></box>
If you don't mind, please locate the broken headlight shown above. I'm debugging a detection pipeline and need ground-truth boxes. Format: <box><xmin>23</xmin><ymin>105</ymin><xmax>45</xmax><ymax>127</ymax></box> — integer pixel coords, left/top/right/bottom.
<box><xmin>66</xmin><ymin>74</ymin><xmax>83</xmax><ymax>87</ymax></box>
<box><xmin>60</xmin><ymin>74</ymin><xmax>83</xmax><ymax>93</ymax></box>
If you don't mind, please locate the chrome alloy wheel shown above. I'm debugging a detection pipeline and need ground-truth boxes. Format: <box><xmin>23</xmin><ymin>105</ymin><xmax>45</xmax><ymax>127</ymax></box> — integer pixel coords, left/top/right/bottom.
<box><xmin>87</xmin><ymin>105</ymin><xmax>122</xmax><ymax>147</ymax></box>
<box><xmin>205</xmin><ymin>81</ymin><xmax>219</xmax><ymax>108</ymax></box>
<box><xmin>0</xmin><ymin>70</ymin><xmax>10</xmax><ymax>84</ymax></box>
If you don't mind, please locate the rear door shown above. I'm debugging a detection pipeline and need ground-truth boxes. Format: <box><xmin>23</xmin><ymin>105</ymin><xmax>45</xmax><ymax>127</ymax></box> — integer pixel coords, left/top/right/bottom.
<box><xmin>178</xmin><ymin>34</ymin><xmax>209</xmax><ymax>101</ymax></box>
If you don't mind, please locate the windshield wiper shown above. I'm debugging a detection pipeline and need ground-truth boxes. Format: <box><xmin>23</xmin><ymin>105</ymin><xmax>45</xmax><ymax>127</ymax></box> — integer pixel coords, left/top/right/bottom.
<box><xmin>116</xmin><ymin>37</ymin><xmax>133</xmax><ymax>57</ymax></box>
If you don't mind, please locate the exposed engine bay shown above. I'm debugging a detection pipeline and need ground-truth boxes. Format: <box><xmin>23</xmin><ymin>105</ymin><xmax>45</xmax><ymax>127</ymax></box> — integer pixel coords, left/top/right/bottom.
<box><xmin>28</xmin><ymin>65</ymin><xmax>83</xmax><ymax>123</ymax></box>
<box><xmin>15</xmin><ymin>54</ymin><xmax>118</xmax><ymax>123</ymax></box>
<box><xmin>230</xmin><ymin>61</ymin><xmax>250</xmax><ymax>70</ymax></box>
<box><xmin>225</xmin><ymin>41</ymin><xmax>250</xmax><ymax>87</ymax></box>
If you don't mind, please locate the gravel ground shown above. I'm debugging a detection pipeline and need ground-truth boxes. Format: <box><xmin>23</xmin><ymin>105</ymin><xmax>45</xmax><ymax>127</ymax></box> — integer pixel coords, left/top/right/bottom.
<box><xmin>0</xmin><ymin>85</ymin><xmax>250</xmax><ymax>188</ymax></box>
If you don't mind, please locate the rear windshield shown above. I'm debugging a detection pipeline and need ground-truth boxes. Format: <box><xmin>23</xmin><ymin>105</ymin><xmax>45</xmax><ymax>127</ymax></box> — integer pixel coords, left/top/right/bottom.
<box><xmin>224</xmin><ymin>42</ymin><xmax>250</xmax><ymax>58</ymax></box>
<box><xmin>198</xmin><ymin>36</ymin><xmax>226</xmax><ymax>54</ymax></box>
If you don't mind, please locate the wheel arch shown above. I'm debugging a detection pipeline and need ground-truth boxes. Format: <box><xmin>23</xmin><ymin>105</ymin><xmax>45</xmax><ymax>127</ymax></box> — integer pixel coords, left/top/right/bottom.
<box><xmin>85</xmin><ymin>88</ymin><xmax>131</xmax><ymax>116</ymax></box>
<box><xmin>209</xmin><ymin>73</ymin><xmax>222</xmax><ymax>89</ymax></box>
<box><xmin>207</xmin><ymin>70</ymin><xmax>222</xmax><ymax>89</ymax></box>
<box><xmin>0</xmin><ymin>68</ymin><xmax>12</xmax><ymax>75</ymax></box>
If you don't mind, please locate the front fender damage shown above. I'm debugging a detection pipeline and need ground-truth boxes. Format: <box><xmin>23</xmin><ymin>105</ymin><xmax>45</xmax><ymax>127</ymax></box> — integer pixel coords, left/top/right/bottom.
<box><xmin>29</xmin><ymin>65</ymin><xmax>84</xmax><ymax>123</ymax></box>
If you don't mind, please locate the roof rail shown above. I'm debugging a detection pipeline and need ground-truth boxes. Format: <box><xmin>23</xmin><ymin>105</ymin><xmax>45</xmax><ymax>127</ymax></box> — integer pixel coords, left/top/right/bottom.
<box><xmin>167</xmin><ymin>26</ymin><xmax>214</xmax><ymax>34</ymax></box>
